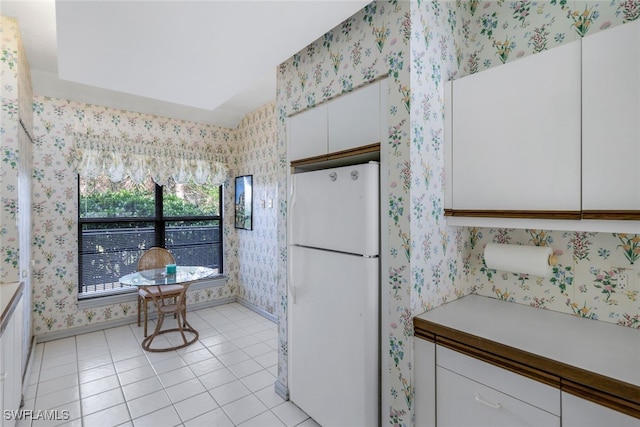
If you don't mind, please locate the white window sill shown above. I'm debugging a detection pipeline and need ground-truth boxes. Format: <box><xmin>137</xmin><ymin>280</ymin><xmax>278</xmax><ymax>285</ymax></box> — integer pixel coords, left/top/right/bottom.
<box><xmin>77</xmin><ymin>275</ymin><xmax>227</xmax><ymax>310</ymax></box>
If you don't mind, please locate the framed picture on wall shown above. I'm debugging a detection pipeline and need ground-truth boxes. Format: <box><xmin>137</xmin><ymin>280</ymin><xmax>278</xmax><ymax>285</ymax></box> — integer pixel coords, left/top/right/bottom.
<box><xmin>234</xmin><ymin>175</ymin><xmax>253</xmax><ymax>230</ymax></box>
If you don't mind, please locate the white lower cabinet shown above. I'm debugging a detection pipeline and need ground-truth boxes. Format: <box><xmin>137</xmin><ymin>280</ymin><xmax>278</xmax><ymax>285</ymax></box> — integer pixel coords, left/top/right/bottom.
<box><xmin>437</xmin><ymin>368</ymin><xmax>560</xmax><ymax>427</ymax></box>
<box><xmin>562</xmin><ymin>393</ymin><xmax>639</xmax><ymax>427</ymax></box>
<box><xmin>414</xmin><ymin>296</ymin><xmax>639</xmax><ymax>427</ymax></box>
<box><xmin>1</xmin><ymin>294</ymin><xmax>24</xmax><ymax>427</ymax></box>
<box><xmin>435</xmin><ymin>346</ymin><xmax>560</xmax><ymax>427</ymax></box>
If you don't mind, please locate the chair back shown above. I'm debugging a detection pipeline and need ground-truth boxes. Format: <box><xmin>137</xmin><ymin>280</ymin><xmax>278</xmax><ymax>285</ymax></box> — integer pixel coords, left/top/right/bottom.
<box><xmin>137</xmin><ymin>247</ymin><xmax>175</xmax><ymax>271</ymax></box>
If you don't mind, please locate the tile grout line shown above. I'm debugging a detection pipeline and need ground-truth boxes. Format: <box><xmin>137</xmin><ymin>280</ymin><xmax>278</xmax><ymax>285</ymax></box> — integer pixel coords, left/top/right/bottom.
<box><xmin>31</xmin><ymin>303</ymin><xmax>301</xmax><ymax>427</ymax></box>
<box><xmin>105</xmin><ymin>328</ymin><xmax>135</xmax><ymax>427</ymax></box>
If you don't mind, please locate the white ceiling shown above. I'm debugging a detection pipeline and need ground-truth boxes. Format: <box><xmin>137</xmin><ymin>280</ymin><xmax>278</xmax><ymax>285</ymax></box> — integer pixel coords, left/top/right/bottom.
<box><xmin>0</xmin><ymin>0</ymin><xmax>370</xmax><ymax>128</ymax></box>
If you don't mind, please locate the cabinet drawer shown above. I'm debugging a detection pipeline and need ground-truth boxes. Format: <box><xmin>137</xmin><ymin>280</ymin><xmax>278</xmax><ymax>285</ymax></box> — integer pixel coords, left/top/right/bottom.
<box><xmin>437</xmin><ymin>345</ymin><xmax>560</xmax><ymax>415</ymax></box>
<box><xmin>437</xmin><ymin>366</ymin><xmax>560</xmax><ymax>427</ymax></box>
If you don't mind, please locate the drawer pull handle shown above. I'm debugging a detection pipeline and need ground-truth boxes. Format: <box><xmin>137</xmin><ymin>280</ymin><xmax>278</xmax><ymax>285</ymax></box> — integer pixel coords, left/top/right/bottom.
<box><xmin>475</xmin><ymin>393</ymin><xmax>501</xmax><ymax>409</ymax></box>
<box><xmin>0</xmin><ymin>372</ymin><xmax>7</xmax><ymax>382</ymax></box>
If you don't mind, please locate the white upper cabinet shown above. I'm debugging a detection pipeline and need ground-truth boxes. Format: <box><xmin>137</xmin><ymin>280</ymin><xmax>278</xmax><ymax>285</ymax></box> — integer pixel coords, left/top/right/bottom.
<box><xmin>444</xmin><ymin>80</ymin><xmax>453</xmax><ymax>212</ymax></box>
<box><xmin>450</xmin><ymin>39</ymin><xmax>582</xmax><ymax>216</ymax></box>
<box><xmin>446</xmin><ymin>21</ymin><xmax>640</xmax><ymax>227</ymax></box>
<box><xmin>582</xmin><ymin>20</ymin><xmax>640</xmax><ymax>215</ymax></box>
<box><xmin>328</xmin><ymin>82</ymin><xmax>381</xmax><ymax>153</ymax></box>
<box><xmin>288</xmin><ymin>104</ymin><xmax>328</xmax><ymax>161</ymax></box>
<box><xmin>288</xmin><ymin>80</ymin><xmax>384</xmax><ymax>164</ymax></box>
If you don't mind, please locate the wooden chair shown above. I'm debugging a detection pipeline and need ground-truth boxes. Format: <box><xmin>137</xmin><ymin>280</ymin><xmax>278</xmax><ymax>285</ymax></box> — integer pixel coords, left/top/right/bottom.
<box><xmin>137</xmin><ymin>247</ymin><xmax>183</xmax><ymax>337</ymax></box>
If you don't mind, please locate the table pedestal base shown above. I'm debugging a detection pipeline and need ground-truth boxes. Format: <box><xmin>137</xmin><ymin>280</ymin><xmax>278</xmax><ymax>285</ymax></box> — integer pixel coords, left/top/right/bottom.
<box><xmin>141</xmin><ymin>326</ymin><xmax>199</xmax><ymax>352</ymax></box>
<box><xmin>142</xmin><ymin>283</ymin><xmax>198</xmax><ymax>352</ymax></box>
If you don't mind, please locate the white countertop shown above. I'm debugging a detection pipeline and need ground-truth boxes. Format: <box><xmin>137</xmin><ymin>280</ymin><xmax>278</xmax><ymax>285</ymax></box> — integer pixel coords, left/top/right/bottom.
<box><xmin>415</xmin><ymin>294</ymin><xmax>640</xmax><ymax>389</ymax></box>
<box><xmin>1</xmin><ymin>281</ymin><xmax>23</xmax><ymax>333</ymax></box>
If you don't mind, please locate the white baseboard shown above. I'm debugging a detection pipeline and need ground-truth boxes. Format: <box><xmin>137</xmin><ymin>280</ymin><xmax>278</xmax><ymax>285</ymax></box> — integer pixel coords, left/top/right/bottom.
<box><xmin>274</xmin><ymin>379</ymin><xmax>289</xmax><ymax>401</ymax></box>
<box><xmin>237</xmin><ymin>298</ymin><xmax>277</xmax><ymax>323</ymax></box>
<box><xmin>35</xmin><ymin>296</ymin><xmax>236</xmax><ymax>343</ymax></box>
<box><xmin>35</xmin><ymin>296</ymin><xmax>280</xmax><ymax>343</ymax></box>
<box><xmin>21</xmin><ymin>335</ymin><xmax>37</xmax><ymax>407</ymax></box>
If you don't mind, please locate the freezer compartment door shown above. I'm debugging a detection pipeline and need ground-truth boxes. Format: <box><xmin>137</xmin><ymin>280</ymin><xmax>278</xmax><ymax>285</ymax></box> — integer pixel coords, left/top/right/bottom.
<box><xmin>290</xmin><ymin>162</ymin><xmax>379</xmax><ymax>256</ymax></box>
<box><xmin>289</xmin><ymin>246</ymin><xmax>379</xmax><ymax>427</ymax></box>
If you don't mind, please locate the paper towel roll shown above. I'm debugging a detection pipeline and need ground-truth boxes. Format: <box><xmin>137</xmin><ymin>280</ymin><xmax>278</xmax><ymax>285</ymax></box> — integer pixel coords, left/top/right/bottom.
<box><xmin>484</xmin><ymin>243</ymin><xmax>554</xmax><ymax>277</ymax></box>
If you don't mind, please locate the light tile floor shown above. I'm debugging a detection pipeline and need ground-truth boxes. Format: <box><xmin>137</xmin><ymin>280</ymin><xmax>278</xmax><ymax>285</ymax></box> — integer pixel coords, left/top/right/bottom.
<box><xmin>21</xmin><ymin>303</ymin><xmax>318</xmax><ymax>427</ymax></box>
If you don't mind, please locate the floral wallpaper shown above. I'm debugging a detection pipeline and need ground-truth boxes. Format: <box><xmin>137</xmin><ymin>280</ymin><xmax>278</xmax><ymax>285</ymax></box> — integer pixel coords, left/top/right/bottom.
<box><xmin>276</xmin><ymin>1</ymin><xmax>640</xmax><ymax>426</ymax></box>
<box><xmin>28</xmin><ymin>96</ymin><xmax>238</xmax><ymax>334</ymax></box>
<box><xmin>1</xmin><ymin>15</ymin><xmax>32</xmax><ymax>285</ymax></box>
<box><xmin>275</xmin><ymin>2</ymin><xmax>419</xmax><ymax>425</ymax></box>
<box><xmin>4</xmin><ymin>15</ymin><xmax>281</xmax><ymax>341</ymax></box>
<box><xmin>464</xmin><ymin>229</ymin><xmax>640</xmax><ymax>328</ymax></box>
<box><xmin>2</xmin><ymin>1</ymin><xmax>640</xmax><ymax>425</ymax></box>
<box><xmin>24</xmin><ymin>94</ymin><xmax>281</xmax><ymax>336</ymax></box>
<box><xmin>2</xmin><ymin>13</ymin><xmax>34</xmax><ymax>372</ymax></box>
<box><xmin>228</xmin><ymin>102</ymin><xmax>279</xmax><ymax>316</ymax></box>
<box><xmin>451</xmin><ymin>1</ymin><xmax>640</xmax><ymax>331</ymax></box>
<box><xmin>452</xmin><ymin>0</ymin><xmax>639</xmax><ymax>80</ymax></box>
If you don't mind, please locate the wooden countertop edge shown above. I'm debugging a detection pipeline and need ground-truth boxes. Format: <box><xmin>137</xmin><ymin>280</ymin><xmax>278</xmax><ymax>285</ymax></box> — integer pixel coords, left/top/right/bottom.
<box><xmin>414</xmin><ymin>316</ymin><xmax>640</xmax><ymax>419</ymax></box>
<box><xmin>1</xmin><ymin>281</ymin><xmax>24</xmax><ymax>335</ymax></box>
<box><xmin>443</xmin><ymin>209</ymin><xmax>582</xmax><ymax>220</ymax></box>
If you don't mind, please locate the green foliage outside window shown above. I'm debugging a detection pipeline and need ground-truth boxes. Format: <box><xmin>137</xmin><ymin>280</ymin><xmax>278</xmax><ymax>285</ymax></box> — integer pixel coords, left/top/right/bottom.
<box><xmin>79</xmin><ymin>177</ymin><xmax>221</xmax><ymax>219</ymax></box>
<box><xmin>80</xmin><ymin>189</ymin><xmax>155</xmax><ymax>218</ymax></box>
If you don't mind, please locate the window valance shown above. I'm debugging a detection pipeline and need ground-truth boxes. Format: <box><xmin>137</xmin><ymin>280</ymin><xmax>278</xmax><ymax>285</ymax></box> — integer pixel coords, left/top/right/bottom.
<box><xmin>69</xmin><ymin>131</ymin><xmax>227</xmax><ymax>186</ymax></box>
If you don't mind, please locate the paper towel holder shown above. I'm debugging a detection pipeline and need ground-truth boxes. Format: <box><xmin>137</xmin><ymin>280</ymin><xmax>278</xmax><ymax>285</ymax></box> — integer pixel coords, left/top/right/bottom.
<box><xmin>484</xmin><ymin>243</ymin><xmax>558</xmax><ymax>277</ymax></box>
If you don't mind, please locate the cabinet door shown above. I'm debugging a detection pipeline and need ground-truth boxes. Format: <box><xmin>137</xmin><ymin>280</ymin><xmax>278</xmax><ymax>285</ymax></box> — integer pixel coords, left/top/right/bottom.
<box><xmin>582</xmin><ymin>20</ymin><xmax>640</xmax><ymax>214</ymax></box>
<box><xmin>562</xmin><ymin>393</ymin><xmax>639</xmax><ymax>427</ymax></box>
<box><xmin>2</xmin><ymin>297</ymin><xmax>23</xmax><ymax>427</ymax></box>
<box><xmin>437</xmin><ymin>367</ymin><xmax>560</xmax><ymax>427</ymax></box>
<box><xmin>328</xmin><ymin>82</ymin><xmax>381</xmax><ymax>153</ymax></box>
<box><xmin>451</xmin><ymin>40</ymin><xmax>581</xmax><ymax>215</ymax></box>
<box><xmin>444</xmin><ymin>80</ymin><xmax>453</xmax><ymax>212</ymax></box>
<box><xmin>288</xmin><ymin>104</ymin><xmax>328</xmax><ymax>161</ymax></box>
<box><xmin>414</xmin><ymin>338</ymin><xmax>436</xmax><ymax>427</ymax></box>
<box><xmin>0</xmin><ymin>326</ymin><xmax>5</xmax><ymax>426</ymax></box>
<box><xmin>437</xmin><ymin>345</ymin><xmax>559</xmax><ymax>415</ymax></box>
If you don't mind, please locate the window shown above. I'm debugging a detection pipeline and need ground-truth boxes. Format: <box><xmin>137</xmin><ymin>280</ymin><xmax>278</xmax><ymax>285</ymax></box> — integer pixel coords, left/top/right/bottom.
<box><xmin>78</xmin><ymin>176</ymin><xmax>223</xmax><ymax>297</ymax></box>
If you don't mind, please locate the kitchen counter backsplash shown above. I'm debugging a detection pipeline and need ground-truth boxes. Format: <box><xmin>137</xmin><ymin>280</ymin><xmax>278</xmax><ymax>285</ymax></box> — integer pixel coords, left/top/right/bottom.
<box><xmin>463</xmin><ymin>228</ymin><xmax>640</xmax><ymax>329</ymax></box>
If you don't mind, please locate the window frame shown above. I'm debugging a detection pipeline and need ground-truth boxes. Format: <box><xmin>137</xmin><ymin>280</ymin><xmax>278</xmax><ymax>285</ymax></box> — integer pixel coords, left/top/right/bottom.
<box><xmin>77</xmin><ymin>179</ymin><xmax>223</xmax><ymax>298</ymax></box>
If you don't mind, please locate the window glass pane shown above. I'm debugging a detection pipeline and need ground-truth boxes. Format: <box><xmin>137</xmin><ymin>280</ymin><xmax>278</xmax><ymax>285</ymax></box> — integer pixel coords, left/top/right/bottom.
<box><xmin>80</xmin><ymin>177</ymin><xmax>155</xmax><ymax>218</ymax></box>
<box><xmin>165</xmin><ymin>220</ymin><xmax>222</xmax><ymax>273</ymax></box>
<box><xmin>163</xmin><ymin>179</ymin><xmax>221</xmax><ymax>217</ymax></box>
<box><xmin>78</xmin><ymin>176</ymin><xmax>223</xmax><ymax>298</ymax></box>
<box><xmin>79</xmin><ymin>222</ymin><xmax>155</xmax><ymax>294</ymax></box>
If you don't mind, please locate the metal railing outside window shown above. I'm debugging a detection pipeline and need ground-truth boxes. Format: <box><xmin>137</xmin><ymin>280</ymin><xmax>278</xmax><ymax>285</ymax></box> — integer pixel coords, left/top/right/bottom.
<box><xmin>78</xmin><ymin>177</ymin><xmax>223</xmax><ymax>298</ymax></box>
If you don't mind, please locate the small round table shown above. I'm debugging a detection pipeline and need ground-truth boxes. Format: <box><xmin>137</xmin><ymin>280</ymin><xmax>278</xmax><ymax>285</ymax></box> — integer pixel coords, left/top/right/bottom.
<box><xmin>120</xmin><ymin>266</ymin><xmax>215</xmax><ymax>352</ymax></box>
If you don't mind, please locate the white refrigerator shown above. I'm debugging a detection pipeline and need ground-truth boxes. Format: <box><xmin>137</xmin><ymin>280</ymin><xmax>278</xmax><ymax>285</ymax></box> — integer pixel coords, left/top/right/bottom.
<box><xmin>288</xmin><ymin>162</ymin><xmax>380</xmax><ymax>427</ymax></box>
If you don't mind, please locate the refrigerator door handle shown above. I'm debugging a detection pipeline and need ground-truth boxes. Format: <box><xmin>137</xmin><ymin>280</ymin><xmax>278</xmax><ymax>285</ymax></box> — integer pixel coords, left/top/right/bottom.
<box><xmin>289</xmin><ymin>175</ymin><xmax>297</xmax><ymax>241</ymax></box>
<box><xmin>288</xmin><ymin>175</ymin><xmax>297</xmax><ymax>304</ymax></box>
<box><xmin>290</xmin><ymin>174</ymin><xmax>297</xmax><ymax>205</ymax></box>
<box><xmin>288</xmin><ymin>248</ymin><xmax>296</xmax><ymax>304</ymax></box>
